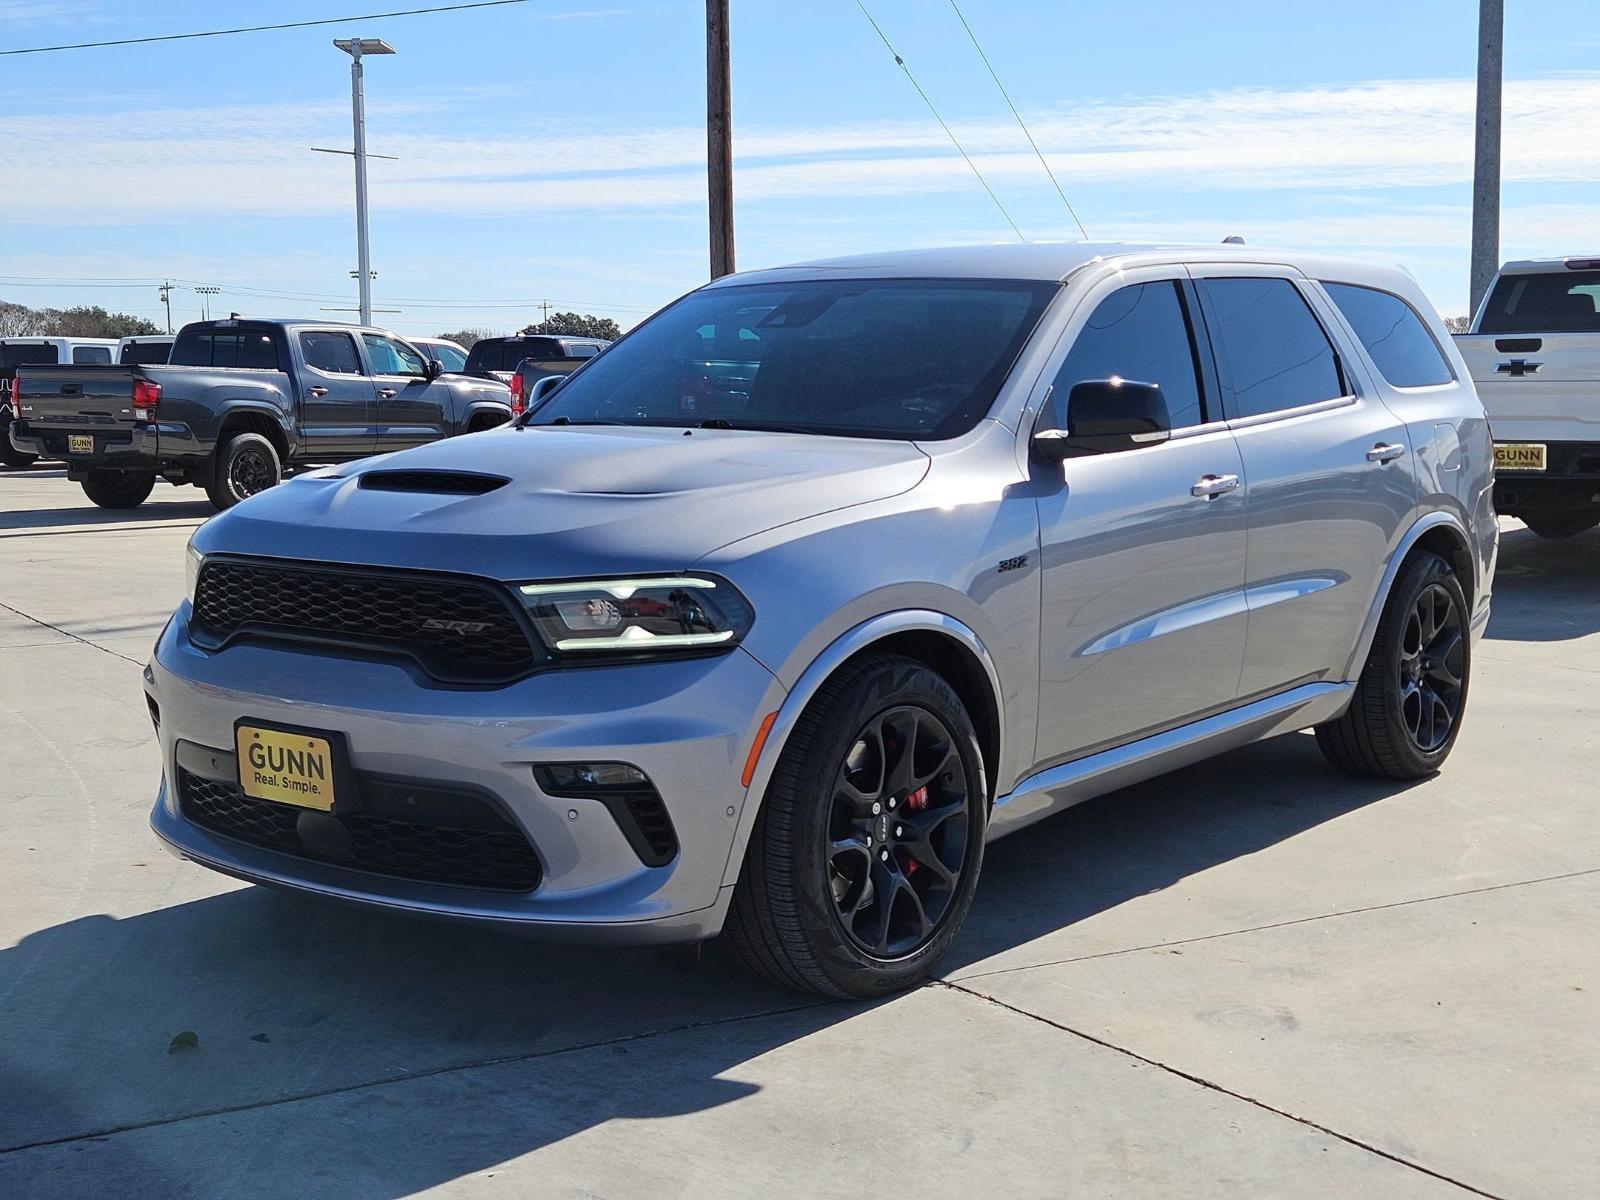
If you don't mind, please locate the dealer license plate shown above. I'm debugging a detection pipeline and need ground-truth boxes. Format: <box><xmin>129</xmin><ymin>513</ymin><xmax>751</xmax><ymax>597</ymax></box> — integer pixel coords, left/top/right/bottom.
<box><xmin>1494</xmin><ymin>443</ymin><xmax>1546</xmax><ymax>472</ymax></box>
<box><xmin>235</xmin><ymin>723</ymin><xmax>337</xmax><ymax>811</ymax></box>
<box><xmin>68</xmin><ymin>434</ymin><xmax>93</xmax><ymax>455</ymax></box>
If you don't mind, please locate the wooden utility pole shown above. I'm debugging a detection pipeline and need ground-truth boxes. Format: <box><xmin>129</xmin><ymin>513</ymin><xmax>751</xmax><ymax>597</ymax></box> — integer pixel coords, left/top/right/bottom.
<box><xmin>1470</xmin><ymin>0</ymin><xmax>1503</xmax><ymax>315</ymax></box>
<box><xmin>706</xmin><ymin>0</ymin><xmax>735</xmax><ymax>279</ymax></box>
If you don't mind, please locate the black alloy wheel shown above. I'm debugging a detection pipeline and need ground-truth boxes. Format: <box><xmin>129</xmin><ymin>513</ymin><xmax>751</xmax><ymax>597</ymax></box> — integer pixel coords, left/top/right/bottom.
<box><xmin>826</xmin><ymin>705</ymin><xmax>973</xmax><ymax>958</ymax></box>
<box><xmin>726</xmin><ymin>653</ymin><xmax>987</xmax><ymax>997</ymax></box>
<box><xmin>1315</xmin><ymin>551</ymin><xmax>1471</xmax><ymax>779</ymax></box>
<box><xmin>207</xmin><ymin>432</ymin><xmax>282</xmax><ymax>510</ymax></box>
<box><xmin>231</xmin><ymin>444</ymin><xmax>275</xmax><ymax>496</ymax></box>
<box><xmin>1397</xmin><ymin>583</ymin><xmax>1465</xmax><ymax>753</ymax></box>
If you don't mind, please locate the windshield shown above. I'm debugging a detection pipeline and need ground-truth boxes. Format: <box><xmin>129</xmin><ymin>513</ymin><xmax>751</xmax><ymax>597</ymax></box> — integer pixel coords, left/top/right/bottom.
<box><xmin>529</xmin><ymin>278</ymin><xmax>1057</xmax><ymax>439</ymax></box>
<box><xmin>1479</xmin><ymin>271</ymin><xmax>1600</xmax><ymax>333</ymax></box>
<box><xmin>425</xmin><ymin>341</ymin><xmax>468</xmax><ymax>372</ymax></box>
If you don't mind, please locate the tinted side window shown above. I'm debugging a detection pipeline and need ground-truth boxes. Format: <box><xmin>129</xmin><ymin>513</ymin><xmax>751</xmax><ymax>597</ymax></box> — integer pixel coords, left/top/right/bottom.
<box><xmin>1200</xmin><ymin>278</ymin><xmax>1344</xmax><ymax>419</ymax></box>
<box><xmin>170</xmin><ymin>327</ymin><xmax>280</xmax><ymax>369</ymax></box>
<box><xmin>72</xmin><ymin>346</ymin><xmax>111</xmax><ymax>364</ymax></box>
<box><xmin>1046</xmin><ymin>281</ymin><xmax>1205</xmax><ymax>430</ymax></box>
<box><xmin>1323</xmin><ymin>283</ymin><xmax>1452</xmax><ymax>388</ymax></box>
<box><xmin>120</xmin><ymin>341</ymin><xmax>172</xmax><ymax>366</ymax></box>
<box><xmin>300</xmin><ymin>331</ymin><xmax>363</xmax><ymax>375</ymax></box>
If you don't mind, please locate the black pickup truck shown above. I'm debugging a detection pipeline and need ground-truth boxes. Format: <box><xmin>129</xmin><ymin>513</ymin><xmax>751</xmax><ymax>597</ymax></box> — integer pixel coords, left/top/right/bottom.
<box><xmin>10</xmin><ymin>318</ymin><xmax>513</xmax><ymax>510</ymax></box>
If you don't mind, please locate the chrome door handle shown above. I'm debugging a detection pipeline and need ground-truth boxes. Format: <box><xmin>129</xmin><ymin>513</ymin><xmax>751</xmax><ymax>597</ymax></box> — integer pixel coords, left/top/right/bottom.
<box><xmin>377</xmin><ymin>388</ymin><xmax>398</xmax><ymax>398</ymax></box>
<box><xmin>1366</xmin><ymin>443</ymin><xmax>1406</xmax><ymax>464</ymax></box>
<box><xmin>1191</xmin><ymin>473</ymin><xmax>1240</xmax><ymax>498</ymax></box>
<box><xmin>307</xmin><ymin>386</ymin><xmax>329</xmax><ymax>397</ymax></box>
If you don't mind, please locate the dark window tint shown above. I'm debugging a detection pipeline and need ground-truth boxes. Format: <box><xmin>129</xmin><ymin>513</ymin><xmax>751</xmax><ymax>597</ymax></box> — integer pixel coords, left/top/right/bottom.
<box><xmin>1046</xmin><ymin>281</ymin><xmax>1205</xmax><ymax>430</ymax></box>
<box><xmin>0</xmin><ymin>344</ymin><xmax>59</xmax><ymax>369</ymax></box>
<box><xmin>170</xmin><ymin>326</ymin><xmax>281</xmax><ymax>370</ymax></box>
<box><xmin>533</xmin><ymin>279</ymin><xmax>1056</xmax><ymax>439</ymax></box>
<box><xmin>1478</xmin><ymin>271</ymin><xmax>1600</xmax><ymax>333</ymax></box>
<box><xmin>120</xmin><ymin>341</ymin><xmax>172</xmax><ymax>366</ymax></box>
<box><xmin>72</xmin><ymin>345</ymin><xmax>111</xmax><ymax>364</ymax></box>
<box><xmin>299</xmin><ymin>330</ymin><xmax>362</xmax><ymax>375</ymax></box>
<box><xmin>1323</xmin><ymin>283</ymin><xmax>1452</xmax><ymax>388</ymax></box>
<box><xmin>1200</xmin><ymin>278</ymin><xmax>1344</xmax><ymax>418</ymax></box>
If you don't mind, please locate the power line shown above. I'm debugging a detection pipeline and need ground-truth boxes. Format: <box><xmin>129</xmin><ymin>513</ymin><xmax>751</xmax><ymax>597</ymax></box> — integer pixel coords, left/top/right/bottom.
<box><xmin>0</xmin><ymin>0</ymin><xmax>533</xmax><ymax>57</ymax></box>
<box><xmin>948</xmin><ymin>0</ymin><xmax>1088</xmax><ymax>240</ymax></box>
<box><xmin>854</xmin><ymin>1</ymin><xmax>1026</xmax><ymax>242</ymax></box>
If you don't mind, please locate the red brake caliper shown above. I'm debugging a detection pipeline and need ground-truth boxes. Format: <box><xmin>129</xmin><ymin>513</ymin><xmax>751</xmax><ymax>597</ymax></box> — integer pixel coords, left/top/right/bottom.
<box><xmin>899</xmin><ymin>786</ymin><xmax>930</xmax><ymax>876</ymax></box>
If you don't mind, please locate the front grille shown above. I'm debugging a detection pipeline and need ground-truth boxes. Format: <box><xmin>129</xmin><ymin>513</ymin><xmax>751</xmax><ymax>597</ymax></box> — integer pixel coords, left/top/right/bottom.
<box><xmin>192</xmin><ymin>557</ymin><xmax>539</xmax><ymax>682</ymax></box>
<box><xmin>179</xmin><ymin>771</ymin><xmax>543</xmax><ymax>892</ymax></box>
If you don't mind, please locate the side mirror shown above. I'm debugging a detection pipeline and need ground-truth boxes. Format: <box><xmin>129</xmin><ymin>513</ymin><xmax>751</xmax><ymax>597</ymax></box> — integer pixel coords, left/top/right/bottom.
<box><xmin>425</xmin><ymin>357</ymin><xmax>444</xmax><ymax>380</ymax></box>
<box><xmin>1033</xmin><ymin>378</ymin><xmax>1171</xmax><ymax>461</ymax></box>
<box><xmin>527</xmin><ymin>375</ymin><xmax>564</xmax><ymax>410</ymax></box>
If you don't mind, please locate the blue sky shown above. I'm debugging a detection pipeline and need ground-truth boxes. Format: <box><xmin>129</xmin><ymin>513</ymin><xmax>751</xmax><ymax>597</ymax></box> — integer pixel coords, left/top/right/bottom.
<box><xmin>2</xmin><ymin>0</ymin><xmax>1597</xmax><ymax>336</ymax></box>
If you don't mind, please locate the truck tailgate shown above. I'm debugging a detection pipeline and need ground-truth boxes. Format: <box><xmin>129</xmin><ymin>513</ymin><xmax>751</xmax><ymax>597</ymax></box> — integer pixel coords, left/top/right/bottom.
<box><xmin>1454</xmin><ymin>333</ymin><xmax>1600</xmax><ymax>441</ymax></box>
<box><xmin>16</xmin><ymin>365</ymin><xmax>138</xmax><ymax>429</ymax></box>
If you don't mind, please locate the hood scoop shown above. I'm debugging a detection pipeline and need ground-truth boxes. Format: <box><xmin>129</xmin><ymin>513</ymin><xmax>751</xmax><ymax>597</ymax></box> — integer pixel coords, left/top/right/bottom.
<box><xmin>359</xmin><ymin>470</ymin><xmax>509</xmax><ymax>496</ymax></box>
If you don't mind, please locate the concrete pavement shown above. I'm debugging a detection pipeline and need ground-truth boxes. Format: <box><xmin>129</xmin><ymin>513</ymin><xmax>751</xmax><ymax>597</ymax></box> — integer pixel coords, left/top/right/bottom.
<box><xmin>0</xmin><ymin>465</ymin><xmax>1594</xmax><ymax>1198</ymax></box>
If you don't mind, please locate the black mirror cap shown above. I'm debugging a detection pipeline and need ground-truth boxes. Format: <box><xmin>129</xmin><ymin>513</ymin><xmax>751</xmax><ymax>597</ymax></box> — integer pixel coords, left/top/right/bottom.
<box><xmin>426</xmin><ymin>357</ymin><xmax>444</xmax><ymax>380</ymax></box>
<box><xmin>1035</xmin><ymin>378</ymin><xmax>1173</xmax><ymax>459</ymax></box>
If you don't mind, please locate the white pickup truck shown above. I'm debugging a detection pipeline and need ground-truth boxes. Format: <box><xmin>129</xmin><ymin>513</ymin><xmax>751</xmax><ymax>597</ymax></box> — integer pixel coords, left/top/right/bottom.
<box><xmin>1454</xmin><ymin>256</ymin><xmax>1600</xmax><ymax>539</ymax></box>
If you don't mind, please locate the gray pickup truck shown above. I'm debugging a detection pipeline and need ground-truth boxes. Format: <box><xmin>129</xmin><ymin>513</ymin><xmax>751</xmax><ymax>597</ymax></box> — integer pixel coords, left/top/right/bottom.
<box><xmin>10</xmin><ymin>318</ymin><xmax>513</xmax><ymax>510</ymax></box>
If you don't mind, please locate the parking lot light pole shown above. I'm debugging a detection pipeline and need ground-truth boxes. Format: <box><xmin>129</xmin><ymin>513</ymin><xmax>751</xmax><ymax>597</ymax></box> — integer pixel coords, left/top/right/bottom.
<box><xmin>334</xmin><ymin>37</ymin><xmax>395</xmax><ymax>325</ymax></box>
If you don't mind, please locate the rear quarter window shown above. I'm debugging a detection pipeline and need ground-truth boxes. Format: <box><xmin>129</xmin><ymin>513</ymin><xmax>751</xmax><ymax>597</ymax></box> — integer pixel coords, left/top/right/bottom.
<box><xmin>1323</xmin><ymin>282</ymin><xmax>1453</xmax><ymax>388</ymax></box>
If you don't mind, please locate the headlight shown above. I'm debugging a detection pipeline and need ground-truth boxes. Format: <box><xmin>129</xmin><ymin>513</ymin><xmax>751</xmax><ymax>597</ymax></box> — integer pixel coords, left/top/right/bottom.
<box><xmin>185</xmin><ymin>541</ymin><xmax>204</xmax><ymax>601</ymax></box>
<box><xmin>516</xmin><ymin>575</ymin><xmax>753</xmax><ymax>654</ymax></box>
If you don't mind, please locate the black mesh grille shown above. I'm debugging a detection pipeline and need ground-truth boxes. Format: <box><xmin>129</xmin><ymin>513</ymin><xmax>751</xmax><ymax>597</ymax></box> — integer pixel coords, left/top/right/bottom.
<box><xmin>179</xmin><ymin>771</ymin><xmax>542</xmax><ymax>892</ymax></box>
<box><xmin>192</xmin><ymin>558</ymin><xmax>538</xmax><ymax>682</ymax></box>
<box><xmin>619</xmin><ymin>791</ymin><xmax>678</xmax><ymax>864</ymax></box>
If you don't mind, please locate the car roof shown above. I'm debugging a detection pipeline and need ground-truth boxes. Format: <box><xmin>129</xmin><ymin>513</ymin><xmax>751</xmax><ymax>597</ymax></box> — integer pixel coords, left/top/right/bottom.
<box><xmin>709</xmin><ymin>242</ymin><xmax>1423</xmax><ymax>292</ymax></box>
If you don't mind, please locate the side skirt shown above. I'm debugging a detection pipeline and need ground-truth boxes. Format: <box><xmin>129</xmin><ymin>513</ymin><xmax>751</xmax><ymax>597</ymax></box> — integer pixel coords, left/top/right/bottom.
<box><xmin>988</xmin><ymin>682</ymin><xmax>1355</xmax><ymax>840</ymax></box>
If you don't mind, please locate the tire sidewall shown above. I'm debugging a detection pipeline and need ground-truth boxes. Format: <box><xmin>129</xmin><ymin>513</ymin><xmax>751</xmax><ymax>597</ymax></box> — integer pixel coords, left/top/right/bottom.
<box><xmin>785</xmin><ymin>658</ymin><xmax>988</xmax><ymax>996</ymax></box>
<box><xmin>1374</xmin><ymin>554</ymin><xmax>1471</xmax><ymax>772</ymax></box>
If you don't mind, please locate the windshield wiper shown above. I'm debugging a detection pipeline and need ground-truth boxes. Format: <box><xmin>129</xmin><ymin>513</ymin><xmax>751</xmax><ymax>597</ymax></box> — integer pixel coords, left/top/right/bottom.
<box><xmin>696</xmin><ymin>418</ymin><xmax>812</xmax><ymax>434</ymax></box>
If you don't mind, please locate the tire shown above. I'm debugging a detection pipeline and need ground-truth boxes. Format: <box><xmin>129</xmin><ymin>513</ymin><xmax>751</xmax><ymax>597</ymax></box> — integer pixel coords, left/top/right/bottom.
<box><xmin>1519</xmin><ymin>511</ymin><xmax>1600</xmax><ymax>540</ymax></box>
<box><xmin>725</xmin><ymin>653</ymin><xmax>988</xmax><ymax>998</ymax></box>
<box><xmin>206</xmin><ymin>432</ymin><xmax>282</xmax><ymax>511</ymax></box>
<box><xmin>1315</xmin><ymin>551</ymin><xmax>1470</xmax><ymax>780</ymax></box>
<box><xmin>80</xmin><ymin>470</ymin><xmax>155</xmax><ymax>509</ymax></box>
<box><xmin>0</xmin><ymin>416</ymin><xmax>39</xmax><ymax>468</ymax></box>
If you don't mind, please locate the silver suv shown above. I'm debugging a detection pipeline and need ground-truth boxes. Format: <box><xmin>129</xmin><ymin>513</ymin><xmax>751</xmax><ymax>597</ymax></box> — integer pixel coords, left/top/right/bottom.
<box><xmin>148</xmin><ymin>244</ymin><xmax>1497</xmax><ymax>997</ymax></box>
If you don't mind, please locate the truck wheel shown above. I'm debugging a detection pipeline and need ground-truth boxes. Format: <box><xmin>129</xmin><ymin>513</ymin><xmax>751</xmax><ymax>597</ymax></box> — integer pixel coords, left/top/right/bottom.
<box><xmin>206</xmin><ymin>432</ymin><xmax>281</xmax><ymax>511</ymax></box>
<box><xmin>725</xmin><ymin>654</ymin><xmax>987</xmax><ymax>998</ymax></box>
<box><xmin>81</xmin><ymin>470</ymin><xmax>155</xmax><ymax>509</ymax></box>
<box><xmin>1520</xmin><ymin>511</ymin><xmax>1600</xmax><ymax>540</ymax></box>
<box><xmin>1315</xmin><ymin>551</ymin><xmax>1470</xmax><ymax>780</ymax></box>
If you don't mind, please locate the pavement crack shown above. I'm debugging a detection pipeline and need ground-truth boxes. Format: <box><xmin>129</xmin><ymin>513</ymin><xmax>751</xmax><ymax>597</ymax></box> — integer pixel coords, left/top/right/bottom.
<box><xmin>0</xmin><ymin>999</ymin><xmax>833</xmax><ymax>1158</ymax></box>
<box><xmin>953</xmin><ymin>865</ymin><xmax>1600</xmax><ymax>982</ymax></box>
<box><xmin>0</xmin><ymin>600</ymin><xmax>143</xmax><ymax>666</ymax></box>
<box><xmin>938</xmin><ymin>980</ymin><xmax>1511</xmax><ymax>1200</ymax></box>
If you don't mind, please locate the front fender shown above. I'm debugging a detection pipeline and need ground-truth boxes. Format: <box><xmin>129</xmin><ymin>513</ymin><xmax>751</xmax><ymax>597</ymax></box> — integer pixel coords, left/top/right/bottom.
<box><xmin>717</xmin><ymin>609</ymin><xmax>1003</xmax><ymax>889</ymax></box>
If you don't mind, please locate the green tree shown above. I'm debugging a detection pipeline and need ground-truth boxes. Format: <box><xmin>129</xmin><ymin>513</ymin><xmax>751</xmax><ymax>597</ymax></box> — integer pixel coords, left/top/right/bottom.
<box><xmin>37</xmin><ymin>305</ymin><xmax>160</xmax><ymax>338</ymax></box>
<box><xmin>522</xmin><ymin>313</ymin><xmax>622</xmax><ymax>341</ymax></box>
<box><xmin>435</xmin><ymin>327</ymin><xmax>497</xmax><ymax>349</ymax></box>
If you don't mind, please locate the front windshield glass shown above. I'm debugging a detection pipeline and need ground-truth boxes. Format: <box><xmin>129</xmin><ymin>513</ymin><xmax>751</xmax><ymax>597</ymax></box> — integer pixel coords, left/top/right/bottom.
<box><xmin>529</xmin><ymin>278</ymin><xmax>1057</xmax><ymax>440</ymax></box>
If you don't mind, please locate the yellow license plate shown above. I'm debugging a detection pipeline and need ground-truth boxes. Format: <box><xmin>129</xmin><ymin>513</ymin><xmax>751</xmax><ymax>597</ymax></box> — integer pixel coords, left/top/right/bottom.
<box><xmin>68</xmin><ymin>434</ymin><xmax>93</xmax><ymax>455</ymax></box>
<box><xmin>236</xmin><ymin>724</ymin><xmax>337</xmax><ymax>810</ymax></box>
<box><xmin>1494</xmin><ymin>443</ymin><xmax>1547</xmax><ymax>472</ymax></box>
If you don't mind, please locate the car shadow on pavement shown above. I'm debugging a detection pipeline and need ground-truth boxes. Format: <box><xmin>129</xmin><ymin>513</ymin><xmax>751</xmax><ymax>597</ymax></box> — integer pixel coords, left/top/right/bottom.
<box><xmin>1484</xmin><ymin>524</ymin><xmax>1600</xmax><ymax>642</ymax></box>
<box><xmin>0</xmin><ymin>732</ymin><xmax>1415</xmax><ymax>1197</ymax></box>
<box><xmin>0</xmin><ymin>500</ymin><xmax>214</xmax><ymax>531</ymax></box>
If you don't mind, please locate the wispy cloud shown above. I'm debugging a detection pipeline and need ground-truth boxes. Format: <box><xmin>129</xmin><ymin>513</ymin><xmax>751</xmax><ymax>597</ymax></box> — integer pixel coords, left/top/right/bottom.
<box><xmin>3</xmin><ymin>73</ymin><xmax>1598</xmax><ymax>228</ymax></box>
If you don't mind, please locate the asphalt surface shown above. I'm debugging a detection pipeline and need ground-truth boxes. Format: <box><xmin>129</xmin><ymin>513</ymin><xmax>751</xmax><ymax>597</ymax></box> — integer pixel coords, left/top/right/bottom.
<box><xmin>0</xmin><ymin>466</ymin><xmax>1594</xmax><ymax>1199</ymax></box>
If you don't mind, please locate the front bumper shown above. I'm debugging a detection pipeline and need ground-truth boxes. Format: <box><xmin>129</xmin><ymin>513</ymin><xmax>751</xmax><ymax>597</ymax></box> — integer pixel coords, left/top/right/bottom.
<box><xmin>147</xmin><ymin>606</ymin><xmax>786</xmax><ymax>942</ymax></box>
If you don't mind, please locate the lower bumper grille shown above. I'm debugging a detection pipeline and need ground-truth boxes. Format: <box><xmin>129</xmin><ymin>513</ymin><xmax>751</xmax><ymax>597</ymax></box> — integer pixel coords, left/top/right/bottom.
<box><xmin>178</xmin><ymin>771</ymin><xmax>542</xmax><ymax>892</ymax></box>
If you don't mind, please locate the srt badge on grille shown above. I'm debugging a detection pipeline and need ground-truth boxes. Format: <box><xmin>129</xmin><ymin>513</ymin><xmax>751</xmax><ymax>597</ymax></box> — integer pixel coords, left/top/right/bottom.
<box><xmin>421</xmin><ymin>617</ymin><xmax>492</xmax><ymax>634</ymax></box>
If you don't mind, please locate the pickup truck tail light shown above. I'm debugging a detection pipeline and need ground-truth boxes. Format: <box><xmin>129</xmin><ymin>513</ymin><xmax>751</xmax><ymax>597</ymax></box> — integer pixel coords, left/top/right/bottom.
<box><xmin>509</xmin><ymin>370</ymin><xmax>525</xmax><ymax>417</ymax></box>
<box><xmin>132</xmin><ymin>378</ymin><xmax>162</xmax><ymax>422</ymax></box>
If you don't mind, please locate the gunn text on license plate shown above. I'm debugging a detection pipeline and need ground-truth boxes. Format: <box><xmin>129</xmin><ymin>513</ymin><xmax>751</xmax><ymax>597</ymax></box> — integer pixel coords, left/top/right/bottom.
<box><xmin>68</xmin><ymin>434</ymin><xmax>93</xmax><ymax>455</ymax></box>
<box><xmin>1494</xmin><ymin>443</ymin><xmax>1546</xmax><ymax>472</ymax></box>
<box><xmin>235</xmin><ymin>724</ymin><xmax>337</xmax><ymax>810</ymax></box>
